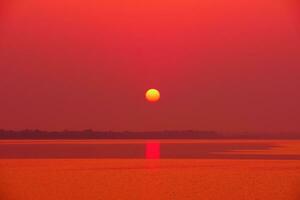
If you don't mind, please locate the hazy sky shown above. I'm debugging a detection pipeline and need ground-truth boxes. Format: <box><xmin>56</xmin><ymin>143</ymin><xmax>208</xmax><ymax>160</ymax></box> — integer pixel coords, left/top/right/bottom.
<box><xmin>0</xmin><ymin>0</ymin><xmax>299</xmax><ymax>132</ymax></box>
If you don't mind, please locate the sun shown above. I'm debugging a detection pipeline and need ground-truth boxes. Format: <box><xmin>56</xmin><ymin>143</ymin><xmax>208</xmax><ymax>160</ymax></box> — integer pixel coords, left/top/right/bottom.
<box><xmin>145</xmin><ymin>89</ymin><xmax>160</xmax><ymax>103</ymax></box>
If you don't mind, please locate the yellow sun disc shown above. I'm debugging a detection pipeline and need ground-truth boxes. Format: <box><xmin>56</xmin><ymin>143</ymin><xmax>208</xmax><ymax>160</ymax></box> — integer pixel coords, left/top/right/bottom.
<box><xmin>145</xmin><ymin>89</ymin><xmax>160</xmax><ymax>103</ymax></box>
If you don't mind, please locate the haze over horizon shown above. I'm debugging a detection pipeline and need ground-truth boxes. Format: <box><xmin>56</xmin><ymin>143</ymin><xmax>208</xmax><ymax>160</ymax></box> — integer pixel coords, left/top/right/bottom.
<box><xmin>1</xmin><ymin>0</ymin><xmax>300</xmax><ymax>132</ymax></box>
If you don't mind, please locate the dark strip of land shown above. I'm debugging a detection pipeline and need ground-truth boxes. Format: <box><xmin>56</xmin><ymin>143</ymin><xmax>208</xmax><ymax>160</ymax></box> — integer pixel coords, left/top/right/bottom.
<box><xmin>0</xmin><ymin>130</ymin><xmax>299</xmax><ymax>139</ymax></box>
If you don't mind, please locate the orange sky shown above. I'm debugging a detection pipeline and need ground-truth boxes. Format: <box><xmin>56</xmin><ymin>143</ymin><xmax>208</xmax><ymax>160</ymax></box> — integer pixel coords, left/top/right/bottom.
<box><xmin>0</xmin><ymin>0</ymin><xmax>299</xmax><ymax>132</ymax></box>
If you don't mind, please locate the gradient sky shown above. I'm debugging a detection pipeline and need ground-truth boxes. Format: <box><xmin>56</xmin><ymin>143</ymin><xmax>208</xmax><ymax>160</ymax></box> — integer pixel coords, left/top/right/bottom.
<box><xmin>0</xmin><ymin>0</ymin><xmax>299</xmax><ymax>132</ymax></box>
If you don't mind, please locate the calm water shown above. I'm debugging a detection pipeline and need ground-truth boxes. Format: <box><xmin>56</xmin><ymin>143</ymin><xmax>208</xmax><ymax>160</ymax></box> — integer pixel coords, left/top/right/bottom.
<box><xmin>0</xmin><ymin>139</ymin><xmax>300</xmax><ymax>160</ymax></box>
<box><xmin>0</xmin><ymin>140</ymin><xmax>300</xmax><ymax>200</ymax></box>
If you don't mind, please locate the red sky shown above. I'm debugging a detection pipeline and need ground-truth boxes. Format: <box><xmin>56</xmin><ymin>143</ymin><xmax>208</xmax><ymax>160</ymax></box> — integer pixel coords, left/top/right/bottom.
<box><xmin>0</xmin><ymin>0</ymin><xmax>299</xmax><ymax>132</ymax></box>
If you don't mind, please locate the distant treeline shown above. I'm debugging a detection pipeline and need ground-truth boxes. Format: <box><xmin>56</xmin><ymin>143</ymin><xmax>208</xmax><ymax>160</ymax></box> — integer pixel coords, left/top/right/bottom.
<box><xmin>0</xmin><ymin>130</ymin><xmax>299</xmax><ymax>139</ymax></box>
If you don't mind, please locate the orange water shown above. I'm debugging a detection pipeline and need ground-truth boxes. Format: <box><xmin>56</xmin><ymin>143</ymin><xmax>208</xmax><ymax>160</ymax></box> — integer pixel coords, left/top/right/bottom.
<box><xmin>0</xmin><ymin>140</ymin><xmax>299</xmax><ymax>200</ymax></box>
